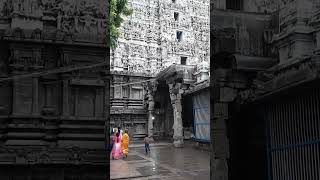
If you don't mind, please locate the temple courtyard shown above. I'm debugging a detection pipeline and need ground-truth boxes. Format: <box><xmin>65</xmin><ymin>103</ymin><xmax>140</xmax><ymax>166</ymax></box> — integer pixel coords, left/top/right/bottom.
<box><xmin>110</xmin><ymin>142</ymin><xmax>210</xmax><ymax>180</ymax></box>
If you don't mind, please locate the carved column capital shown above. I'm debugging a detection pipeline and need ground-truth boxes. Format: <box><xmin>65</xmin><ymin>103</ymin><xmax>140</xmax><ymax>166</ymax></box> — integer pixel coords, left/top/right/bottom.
<box><xmin>146</xmin><ymin>80</ymin><xmax>158</xmax><ymax>96</ymax></box>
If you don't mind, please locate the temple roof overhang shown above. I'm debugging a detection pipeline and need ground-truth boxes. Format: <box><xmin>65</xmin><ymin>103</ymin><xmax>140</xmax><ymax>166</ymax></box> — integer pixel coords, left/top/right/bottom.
<box><xmin>155</xmin><ymin>64</ymin><xmax>197</xmax><ymax>84</ymax></box>
<box><xmin>251</xmin><ymin>55</ymin><xmax>320</xmax><ymax>102</ymax></box>
<box><xmin>184</xmin><ymin>79</ymin><xmax>210</xmax><ymax>95</ymax></box>
<box><xmin>212</xmin><ymin>52</ymin><xmax>278</xmax><ymax>72</ymax></box>
<box><xmin>234</xmin><ymin>54</ymin><xmax>278</xmax><ymax>71</ymax></box>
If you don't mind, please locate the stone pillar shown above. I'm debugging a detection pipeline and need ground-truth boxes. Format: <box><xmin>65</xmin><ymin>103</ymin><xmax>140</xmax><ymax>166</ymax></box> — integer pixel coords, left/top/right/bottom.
<box><xmin>147</xmin><ymin>91</ymin><xmax>155</xmax><ymax>137</ymax></box>
<box><xmin>12</xmin><ymin>78</ymin><xmax>18</xmax><ymax>115</ymax></box>
<box><xmin>62</xmin><ymin>75</ymin><xmax>69</xmax><ymax>117</ymax></box>
<box><xmin>211</xmin><ymin>69</ymin><xmax>238</xmax><ymax>180</ymax></box>
<box><xmin>32</xmin><ymin>77</ymin><xmax>40</xmax><ymax>115</ymax></box>
<box><xmin>146</xmin><ymin>81</ymin><xmax>157</xmax><ymax>137</ymax></box>
<box><xmin>11</xmin><ymin>70</ymin><xmax>33</xmax><ymax>115</ymax></box>
<box><xmin>212</xmin><ymin>102</ymin><xmax>229</xmax><ymax>180</ymax></box>
<box><xmin>45</xmin><ymin>84</ymin><xmax>50</xmax><ymax>107</ymax></box>
<box><xmin>95</xmin><ymin>88</ymin><xmax>101</xmax><ymax>117</ymax></box>
<box><xmin>74</xmin><ymin>87</ymin><xmax>79</xmax><ymax>117</ymax></box>
<box><xmin>169</xmin><ymin>83</ymin><xmax>184</xmax><ymax>148</ymax></box>
<box><xmin>103</xmin><ymin>75</ymin><xmax>110</xmax><ymax>150</ymax></box>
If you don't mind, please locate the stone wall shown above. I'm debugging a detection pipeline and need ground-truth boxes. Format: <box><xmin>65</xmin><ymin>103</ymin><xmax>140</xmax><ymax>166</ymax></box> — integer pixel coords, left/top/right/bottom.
<box><xmin>110</xmin><ymin>73</ymin><xmax>150</xmax><ymax>139</ymax></box>
<box><xmin>0</xmin><ymin>0</ymin><xmax>109</xmax><ymax>178</ymax></box>
<box><xmin>273</xmin><ymin>0</ymin><xmax>319</xmax><ymax>64</ymax></box>
<box><xmin>210</xmin><ymin>1</ymin><xmax>320</xmax><ymax>180</ymax></box>
<box><xmin>212</xmin><ymin>9</ymin><xmax>276</xmax><ymax>57</ymax></box>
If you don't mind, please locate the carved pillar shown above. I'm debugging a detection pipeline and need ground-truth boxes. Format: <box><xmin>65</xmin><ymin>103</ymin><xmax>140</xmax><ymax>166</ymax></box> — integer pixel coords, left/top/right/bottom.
<box><xmin>169</xmin><ymin>83</ymin><xmax>184</xmax><ymax>148</ymax></box>
<box><xmin>12</xmin><ymin>78</ymin><xmax>18</xmax><ymax>115</ymax></box>
<box><xmin>62</xmin><ymin>75</ymin><xmax>69</xmax><ymax>117</ymax></box>
<box><xmin>95</xmin><ymin>88</ymin><xmax>100</xmax><ymax>117</ymax></box>
<box><xmin>211</xmin><ymin>69</ymin><xmax>239</xmax><ymax>180</ymax></box>
<box><xmin>45</xmin><ymin>84</ymin><xmax>50</xmax><ymax>107</ymax></box>
<box><xmin>32</xmin><ymin>77</ymin><xmax>39</xmax><ymax>115</ymax></box>
<box><xmin>11</xmin><ymin>70</ymin><xmax>33</xmax><ymax>115</ymax></box>
<box><xmin>104</xmin><ymin>77</ymin><xmax>110</xmax><ymax>119</ymax></box>
<box><xmin>147</xmin><ymin>81</ymin><xmax>157</xmax><ymax>137</ymax></box>
<box><xmin>103</xmin><ymin>75</ymin><xmax>110</xmax><ymax>150</ymax></box>
<box><xmin>147</xmin><ymin>91</ymin><xmax>155</xmax><ymax>137</ymax></box>
<box><xmin>75</xmin><ymin>87</ymin><xmax>79</xmax><ymax>117</ymax></box>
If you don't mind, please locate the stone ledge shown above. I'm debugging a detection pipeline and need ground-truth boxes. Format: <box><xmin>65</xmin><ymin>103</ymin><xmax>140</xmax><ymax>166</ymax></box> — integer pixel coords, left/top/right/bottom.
<box><xmin>0</xmin><ymin>146</ymin><xmax>107</xmax><ymax>165</ymax></box>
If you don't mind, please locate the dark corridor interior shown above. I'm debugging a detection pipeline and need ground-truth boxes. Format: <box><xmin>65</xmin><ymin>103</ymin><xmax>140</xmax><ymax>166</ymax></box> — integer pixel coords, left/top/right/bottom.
<box><xmin>182</xmin><ymin>95</ymin><xmax>193</xmax><ymax>129</ymax></box>
<box><xmin>153</xmin><ymin>81</ymin><xmax>174</xmax><ymax>140</ymax></box>
<box><xmin>228</xmin><ymin>101</ymin><xmax>268</xmax><ymax>180</ymax></box>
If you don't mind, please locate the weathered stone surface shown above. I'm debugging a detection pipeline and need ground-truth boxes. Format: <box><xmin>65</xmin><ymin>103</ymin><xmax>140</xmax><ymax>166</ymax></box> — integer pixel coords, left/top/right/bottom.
<box><xmin>111</xmin><ymin>0</ymin><xmax>209</xmax><ymax>75</ymax></box>
<box><xmin>211</xmin><ymin>1</ymin><xmax>320</xmax><ymax>180</ymax></box>
<box><xmin>0</xmin><ymin>0</ymin><xmax>109</xmax><ymax>178</ymax></box>
<box><xmin>168</xmin><ymin>83</ymin><xmax>184</xmax><ymax>147</ymax></box>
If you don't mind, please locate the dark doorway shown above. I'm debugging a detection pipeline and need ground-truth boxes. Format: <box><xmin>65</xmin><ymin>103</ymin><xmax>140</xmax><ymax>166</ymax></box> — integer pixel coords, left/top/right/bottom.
<box><xmin>182</xmin><ymin>94</ymin><xmax>195</xmax><ymax>141</ymax></box>
<box><xmin>153</xmin><ymin>81</ymin><xmax>174</xmax><ymax>140</ymax></box>
<box><xmin>181</xmin><ymin>57</ymin><xmax>187</xmax><ymax>65</ymax></box>
<box><xmin>174</xmin><ymin>12</ymin><xmax>179</xmax><ymax>21</ymax></box>
<box><xmin>177</xmin><ymin>31</ymin><xmax>183</xmax><ymax>42</ymax></box>
<box><xmin>228</xmin><ymin>100</ymin><xmax>268</xmax><ymax>180</ymax></box>
<box><xmin>226</xmin><ymin>0</ymin><xmax>243</xmax><ymax>10</ymax></box>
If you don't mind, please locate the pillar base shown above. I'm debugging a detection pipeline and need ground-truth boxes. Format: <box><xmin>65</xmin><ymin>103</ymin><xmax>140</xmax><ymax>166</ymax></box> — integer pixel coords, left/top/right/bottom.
<box><xmin>173</xmin><ymin>136</ymin><xmax>184</xmax><ymax>148</ymax></box>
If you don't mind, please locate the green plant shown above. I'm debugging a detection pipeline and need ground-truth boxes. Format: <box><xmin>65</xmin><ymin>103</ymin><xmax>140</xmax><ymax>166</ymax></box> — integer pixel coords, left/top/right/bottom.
<box><xmin>108</xmin><ymin>0</ymin><xmax>133</xmax><ymax>49</ymax></box>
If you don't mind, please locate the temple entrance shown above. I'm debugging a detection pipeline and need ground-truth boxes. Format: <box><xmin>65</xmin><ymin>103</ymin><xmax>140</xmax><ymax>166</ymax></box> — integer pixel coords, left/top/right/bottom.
<box><xmin>153</xmin><ymin>80</ymin><xmax>174</xmax><ymax>140</ymax></box>
<box><xmin>229</xmin><ymin>80</ymin><xmax>320</xmax><ymax>180</ymax></box>
<box><xmin>146</xmin><ymin>64</ymin><xmax>210</xmax><ymax>147</ymax></box>
<box><xmin>111</xmin><ymin>74</ymin><xmax>210</xmax><ymax>179</ymax></box>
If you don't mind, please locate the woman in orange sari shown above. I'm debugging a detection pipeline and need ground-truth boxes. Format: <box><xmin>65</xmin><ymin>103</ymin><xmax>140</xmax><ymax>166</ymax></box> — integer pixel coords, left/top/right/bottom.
<box><xmin>121</xmin><ymin>129</ymin><xmax>129</xmax><ymax>158</ymax></box>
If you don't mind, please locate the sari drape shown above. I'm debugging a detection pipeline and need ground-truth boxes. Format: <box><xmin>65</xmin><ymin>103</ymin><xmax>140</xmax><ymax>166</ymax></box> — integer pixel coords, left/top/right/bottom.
<box><xmin>111</xmin><ymin>136</ymin><xmax>123</xmax><ymax>159</ymax></box>
<box><xmin>121</xmin><ymin>133</ymin><xmax>129</xmax><ymax>156</ymax></box>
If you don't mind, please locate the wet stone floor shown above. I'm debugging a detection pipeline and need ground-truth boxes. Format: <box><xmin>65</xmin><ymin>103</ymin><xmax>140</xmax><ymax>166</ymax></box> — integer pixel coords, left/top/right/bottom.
<box><xmin>110</xmin><ymin>143</ymin><xmax>210</xmax><ymax>180</ymax></box>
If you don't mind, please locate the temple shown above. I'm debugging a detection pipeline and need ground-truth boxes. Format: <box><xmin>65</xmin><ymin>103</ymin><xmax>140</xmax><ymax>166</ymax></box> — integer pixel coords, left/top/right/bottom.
<box><xmin>110</xmin><ymin>0</ymin><xmax>210</xmax><ymax>147</ymax></box>
<box><xmin>211</xmin><ymin>0</ymin><xmax>320</xmax><ymax>179</ymax></box>
<box><xmin>0</xmin><ymin>0</ymin><xmax>108</xmax><ymax>179</ymax></box>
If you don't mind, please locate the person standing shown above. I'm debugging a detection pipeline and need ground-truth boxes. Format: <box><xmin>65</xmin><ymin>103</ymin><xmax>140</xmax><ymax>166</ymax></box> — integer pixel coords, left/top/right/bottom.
<box><xmin>109</xmin><ymin>132</ymin><xmax>115</xmax><ymax>154</ymax></box>
<box><xmin>144</xmin><ymin>135</ymin><xmax>152</xmax><ymax>155</ymax></box>
<box><xmin>111</xmin><ymin>132</ymin><xmax>123</xmax><ymax>160</ymax></box>
<box><xmin>121</xmin><ymin>129</ymin><xmax>130</xmax><ymax>159</ymax></box>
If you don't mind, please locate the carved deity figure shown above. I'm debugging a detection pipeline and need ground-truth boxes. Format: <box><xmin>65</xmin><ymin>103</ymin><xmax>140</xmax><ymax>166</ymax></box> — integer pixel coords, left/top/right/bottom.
<box><xmin>79</xmin><ymin>13</ymin><xmax>95</xmax><ymax>33</ymax></box>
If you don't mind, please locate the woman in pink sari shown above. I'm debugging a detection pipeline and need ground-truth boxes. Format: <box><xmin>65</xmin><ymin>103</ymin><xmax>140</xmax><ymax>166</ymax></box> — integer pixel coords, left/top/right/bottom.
<box><xmin>111</xmin><ymin>132</ymin><xmax>123</xmax><ymax>160</ymax></box>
